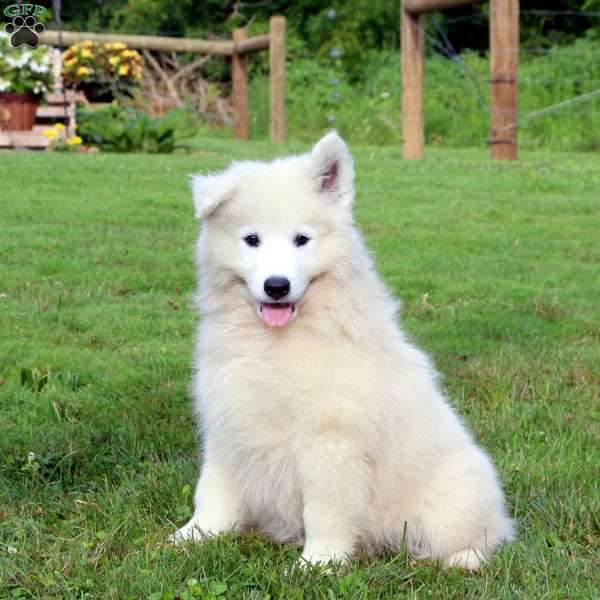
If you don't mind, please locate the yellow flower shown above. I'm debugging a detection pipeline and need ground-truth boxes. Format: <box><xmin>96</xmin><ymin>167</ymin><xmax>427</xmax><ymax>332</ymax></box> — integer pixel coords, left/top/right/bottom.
<box><xmin>77</xmin><ymin>66</ymin><xmax>92</xmax><ymax>76</ymax></box>
<box><xmin>65</xmin><ymin>58</ymin><xmax>77</xmax><ymax>67</ymax></box>
<box><xmin>118</xmin><ymin>64</ymin><xmax>129</xmax><ymax>76</ymax></box>
<box><xmin>66</xmin><ymin>136</ymin><xmax>83</xmax><ymax>146</ymax></box>
<box><xmin>82</xmin><ymin>40</ymin><xmax>93</xmax><ymax>48</ymax></box>
<box><xmin>54</xmin><ymin>123</ymin><xmax>65</xmax><ymax>131</ymax></box>
<box><xmin>81</xmin><ymin>49</ymin><xmax>93</xmax><ymax>59</ymax></box>
<box><xmin>43</xmin><ymin>128</ymin><xmax>58</xmax><ymax>139</ymax></box>
<box><xmin>122</xmin><ymin>50</ymin><xmax>137</xmax><ymax>58</ymax></box>
<box><xmin>109</xmin><ymin>55</ymin><xmax>119</xmax><ymax>66</ymax></box>
<box><xmin>111</xmin><ymin>42</ymin><xmax>126</xmax><ymax>50</ymax></box>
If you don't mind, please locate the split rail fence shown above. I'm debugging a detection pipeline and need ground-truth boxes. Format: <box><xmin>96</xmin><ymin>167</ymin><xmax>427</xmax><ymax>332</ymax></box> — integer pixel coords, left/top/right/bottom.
<box><xmin>40</xmin><ymin>15</ymin><xmax>287</xmax><ymax>143</ymax></box>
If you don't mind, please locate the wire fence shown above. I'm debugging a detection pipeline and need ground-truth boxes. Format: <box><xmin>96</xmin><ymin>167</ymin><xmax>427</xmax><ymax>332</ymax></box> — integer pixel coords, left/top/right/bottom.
<box><xmin>415</xmin><ymin>8</ymin><xmax>600</xmax><ymax>151</ymax></box>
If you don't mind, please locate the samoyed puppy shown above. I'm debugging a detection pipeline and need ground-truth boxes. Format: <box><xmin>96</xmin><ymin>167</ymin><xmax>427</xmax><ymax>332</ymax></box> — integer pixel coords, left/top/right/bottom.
<box><xmin>173</xmin><ymin>132</ymin><xmax>514</xmax><ymax>570</ymax></box>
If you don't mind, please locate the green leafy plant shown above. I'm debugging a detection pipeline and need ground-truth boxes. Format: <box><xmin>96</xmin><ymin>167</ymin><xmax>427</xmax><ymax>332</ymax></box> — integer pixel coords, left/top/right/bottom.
<box><xmin>149</xmin><ymin>578</ymin><xmax>228</xmax><ymax>600</ymax></box>
<box><xmin>77</xmin><ymin>104</ymin><xmax>196</xmax><ymax>153</ymax></box>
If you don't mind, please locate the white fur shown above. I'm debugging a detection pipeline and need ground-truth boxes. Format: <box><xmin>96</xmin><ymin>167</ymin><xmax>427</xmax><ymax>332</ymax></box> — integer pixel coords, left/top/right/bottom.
<box><xmin>173</xmin><ymin>132</ymin><xmax>515</xmax><ymax>570</ymax></box>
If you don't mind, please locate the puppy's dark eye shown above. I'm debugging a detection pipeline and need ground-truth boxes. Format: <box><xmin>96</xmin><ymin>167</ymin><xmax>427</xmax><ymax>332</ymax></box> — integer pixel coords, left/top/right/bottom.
<box><xmin>294</xmin><ymin>234</ymin><xmax>310</xmax><ymax>247</ymax></box>
<box><xmin>243</xmin><ymin>234</ymin><xmax>260</xmax><ymax>248</ymax></box>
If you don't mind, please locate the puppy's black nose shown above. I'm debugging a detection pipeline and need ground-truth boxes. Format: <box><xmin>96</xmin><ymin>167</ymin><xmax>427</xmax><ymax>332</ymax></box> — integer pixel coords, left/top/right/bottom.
<box><xmin>264</xmin><ymin>276</ymin><xmax>290</xmax><ymax>300</ymax></box>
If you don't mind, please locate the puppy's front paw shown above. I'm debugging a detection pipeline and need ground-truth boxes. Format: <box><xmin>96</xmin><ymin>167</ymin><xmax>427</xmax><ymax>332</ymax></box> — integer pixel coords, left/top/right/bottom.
<box><xmin>169</xmin><ymin>519</ymin><xmax>206</xmax><ymax>545</ymax></box>
<box><xmin>443</xmin><ymin>548</ymin><xmax>484</xmax><ymax>571</ymax></box>
<box><xmin>299</xmin><ymin>540</ymin><xmax>350</xmax><ymax>568</ymax></box>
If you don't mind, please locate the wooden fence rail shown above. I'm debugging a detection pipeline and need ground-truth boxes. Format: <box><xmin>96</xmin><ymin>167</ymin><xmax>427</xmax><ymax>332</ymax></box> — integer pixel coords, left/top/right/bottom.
<box><xmin>40</xmin><ymin>30</ymin><xmax>235</xmax><ymax>55</ymax></box>
<box><xmin>40</xmin><ymin>17</ymin><xmax>286</xmax><ymax>143</ymax></box>
<box><xmin>404</xmin><ymin>0</ymin><xmax>482</xmax><ymax>15</ymax></box>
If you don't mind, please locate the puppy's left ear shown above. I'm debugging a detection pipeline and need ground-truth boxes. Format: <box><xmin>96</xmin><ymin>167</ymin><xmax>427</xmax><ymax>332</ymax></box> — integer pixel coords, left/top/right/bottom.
<box><xmin>310</xmin><ymin>131</ymin><xmax>355</xmax><ymax>208</ymax></box>
<box><xmin>190</xmin><ymin>169</ymin><xmax>237</xmax><ymax>219</ymax></box>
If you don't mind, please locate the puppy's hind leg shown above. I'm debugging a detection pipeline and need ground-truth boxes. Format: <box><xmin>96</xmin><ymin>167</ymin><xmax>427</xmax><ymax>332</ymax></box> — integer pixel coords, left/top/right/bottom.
<box><xmin>172</xmin><ymin>457</ymin><xmax>245</xmax><ymax>543</ymax></box>
<box><xmin>414</xmin><ymin>447</ymin><xmax>514</xmax><ymax>570</ymax></box>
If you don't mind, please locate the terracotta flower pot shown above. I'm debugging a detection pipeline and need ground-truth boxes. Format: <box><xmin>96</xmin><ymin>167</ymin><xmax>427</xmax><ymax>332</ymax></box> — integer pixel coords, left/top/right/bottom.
<box><xmin>0</xmin><ymin>92</ymin><xmax>39</xmax><ymax>131</ymax></box>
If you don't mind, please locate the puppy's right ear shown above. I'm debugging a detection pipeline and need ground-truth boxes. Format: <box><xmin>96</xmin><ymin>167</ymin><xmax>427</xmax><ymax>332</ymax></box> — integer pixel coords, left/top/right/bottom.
<box><xmin>310</xmin><ymin>131</ymin><xmax>355</xmax><ymax>209</ymax></box>
<box><xmin>191</xmin><ymin>171</ymin><xmax>237</xmax><ymax>219</ymax></box>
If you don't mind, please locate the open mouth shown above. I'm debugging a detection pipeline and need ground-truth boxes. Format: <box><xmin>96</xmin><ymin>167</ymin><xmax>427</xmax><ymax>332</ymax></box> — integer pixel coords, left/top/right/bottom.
<box><xmin>259</xmin><ymin>302</ymin><xmax>296</xmax><ymax>328</ymax></box>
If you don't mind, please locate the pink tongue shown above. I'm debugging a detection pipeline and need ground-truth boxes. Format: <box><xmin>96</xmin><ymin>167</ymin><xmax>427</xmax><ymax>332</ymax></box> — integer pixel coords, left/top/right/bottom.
<box><xmin>261</xmin><ymin>303</ymin><xmax>293</xmax><ymax>327</ymax></box>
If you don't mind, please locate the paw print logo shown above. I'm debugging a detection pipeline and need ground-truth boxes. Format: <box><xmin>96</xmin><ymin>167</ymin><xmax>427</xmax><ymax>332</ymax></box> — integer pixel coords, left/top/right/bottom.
<box><xmin>4</xmin><ymin>15</ymin><xmax>45</xmax><ymax>48</ymax></box>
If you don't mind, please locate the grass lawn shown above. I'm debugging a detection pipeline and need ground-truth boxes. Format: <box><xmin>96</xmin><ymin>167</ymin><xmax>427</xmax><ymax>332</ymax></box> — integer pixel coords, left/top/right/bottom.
<box><xmin>0</xmin><ymin>141</ymin><xmax>599</xmax><ymax>599</ymax></box>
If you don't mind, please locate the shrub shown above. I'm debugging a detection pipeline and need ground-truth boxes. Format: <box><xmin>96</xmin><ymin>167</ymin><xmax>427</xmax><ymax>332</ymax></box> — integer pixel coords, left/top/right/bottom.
<box><xmin>76</xmin><ymin>104</ymin><xmax>196</xmax><ymax>153</ymax></box>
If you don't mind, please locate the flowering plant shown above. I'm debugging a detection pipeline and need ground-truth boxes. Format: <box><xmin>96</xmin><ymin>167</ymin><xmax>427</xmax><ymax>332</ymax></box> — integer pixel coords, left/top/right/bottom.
<box><xmin>0</xmin><ymin>32</ymin><xmax>54</xmax><ymax>95</ymax></box>
<box><xmin>62</xmin><ymin>40</ymin><xmax>142</xmax><ymax>98</ymax></box>
<box><xmin>42</xmin><ymin>122</ymin><xmax>83</xmax><ymax>151</ymax></box>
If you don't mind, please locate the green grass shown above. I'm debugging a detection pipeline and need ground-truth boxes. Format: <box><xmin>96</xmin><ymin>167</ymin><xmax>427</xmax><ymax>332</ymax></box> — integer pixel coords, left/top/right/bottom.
<box><xmin>1</xmin><ymin>142</ymin><xmax>599</xmax><ymax>599</ymax></box>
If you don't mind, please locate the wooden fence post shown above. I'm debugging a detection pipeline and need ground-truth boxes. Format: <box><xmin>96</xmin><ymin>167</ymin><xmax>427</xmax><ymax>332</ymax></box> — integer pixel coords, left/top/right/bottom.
<box><xmin>401</xmin><ymin>7</ymin><xmax>425</xmax><ymax>159</ymax></box>
<box><xmin>269</xmin><ymin>16</ymin><xmax>286</xmax><ymax>143</ymax></box>
<box><xmin>490</xmin><ymin>0</ymin><xmax>519</xmax><ymax>159</ymax></box>
<box><xmin>232</xmin><ymin>27</ymin><xmax>249</xmax><ymax>140</ymax></box>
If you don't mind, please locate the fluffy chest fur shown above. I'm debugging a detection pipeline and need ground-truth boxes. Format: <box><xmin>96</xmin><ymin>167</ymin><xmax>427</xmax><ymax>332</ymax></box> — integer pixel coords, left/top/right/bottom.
<box><xmin>195</xmin><ymin>312</ymin><xmax>384</xmax><ymax>450</ymax></box>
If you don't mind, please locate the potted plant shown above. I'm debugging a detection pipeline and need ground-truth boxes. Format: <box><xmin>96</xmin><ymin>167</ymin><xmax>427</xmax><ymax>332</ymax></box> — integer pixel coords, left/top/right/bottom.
<box><xmin>62</xmin><ymin>41</ymin><xmax>142</xmax><ymax>103</ymax></box>
<box><xmin>0</xmin><ymin>32</ymin><xmax>54</xmax><ymax>131</ymax></box>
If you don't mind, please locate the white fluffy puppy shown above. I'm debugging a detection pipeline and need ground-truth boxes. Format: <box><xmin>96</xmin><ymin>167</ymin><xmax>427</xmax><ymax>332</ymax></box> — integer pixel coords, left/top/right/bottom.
<box><xmin>174</xmin><ymin>132</ymin><xmax>514</xmax><ymax>570</ymax></box>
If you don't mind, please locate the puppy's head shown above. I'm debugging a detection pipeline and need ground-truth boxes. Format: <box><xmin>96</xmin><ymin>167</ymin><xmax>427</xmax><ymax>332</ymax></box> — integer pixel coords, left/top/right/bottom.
<box><xmin>192</xmin><ymin>132</ymin><xmax>355</xmax><ymax>328</ymax></box>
